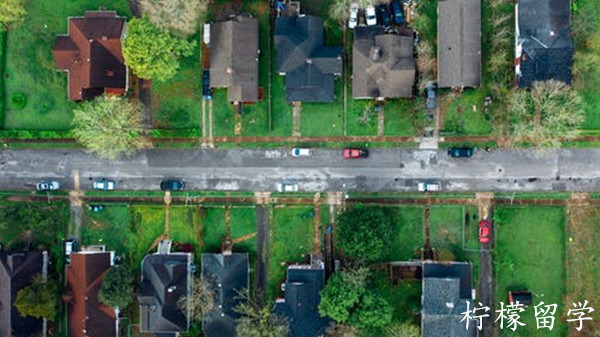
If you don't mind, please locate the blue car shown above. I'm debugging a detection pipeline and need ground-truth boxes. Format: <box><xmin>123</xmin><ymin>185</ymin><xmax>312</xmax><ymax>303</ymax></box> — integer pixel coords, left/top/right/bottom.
<box><xmin>391</xmin><ymin>0</ymin><xmax>404</xmax><ymax>25</ymax></box>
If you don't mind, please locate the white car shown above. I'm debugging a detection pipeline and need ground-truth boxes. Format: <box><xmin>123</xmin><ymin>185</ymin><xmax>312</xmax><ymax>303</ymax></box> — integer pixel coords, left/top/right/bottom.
<box><xmin>348</xmin><ymin>3</ymin><xmax>359</xmax><ymax>29</ymax></box>
<box><xmin>277</xmin><ymin>182</ymin><xmax>299</xmax><ymax>192</ymax></box>
<box><xmin>291</xmin><ymin>148</ymin><xmax>312</xmax><ymax>157</ymax></box>
<box><xmin>93</xmin><ymin>178</ymin><xmax>115</xmax><ymax>190</ymax></box>
<box><xmin>36</xmin><ymin>181</ymin><xmax>60</xmax><ymax>191</ymax></box>
<box><xmin>418</xmin><ymin>182</ymin><xmax>441</xmax><ymax>192</ymax></box>
<box><xmin>365</xmin><ymin>5</ymin><xmax>377</xmax><ymax>26</ymax></box>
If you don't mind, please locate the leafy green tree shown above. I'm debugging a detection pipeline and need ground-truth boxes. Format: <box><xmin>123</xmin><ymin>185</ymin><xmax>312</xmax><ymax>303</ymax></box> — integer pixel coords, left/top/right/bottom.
<box><xmin>0</xmin><ymin>0</ymin><xmax>26</xmax><ymax>30</ymax></box>
<box><xmin>318</xmin><ymin>272</ymin><xmax>363</xmax><ymax>323</ymax></box>
<box><xmin>337</xmin><ymin>205</ymin><xmax>392</xmax><ymax>262</ymax></box>
<box><xmin>71</xmin><ymin>95</ymin><xmax>149</xmax><ymax>160</ymax></box>
<box><xmin>347</xmin><ymin>293</ymin><xmax>393</xmax><ymax>329</ymax></box>
<box><xmin>98</xmin><ymin>264</ymin><xmax>135</xmax><ymax>308</ymax></box>
<box><xmin>509</xmin><ymin>80</ymin><xmax>584</xmax><ymax>148</ymax></box>
<box><xmin>234</xmin><ymin>289</ymin><xmax>288</xmax><ymax>337</ymax></box>
<box><xmin>14</xmin><ymin>275</ymin><xmax>58</xmax><ymax>321</ymax></box>
<box><xmin>123</xmin><ymin>17</ymin><xmax>195</xmax><ymax>81</ymax></box>
<box><xmin>0</xmin><ymin>202</ymin><xmax>68</xmax><ymax>247</ymax></box>
<box><xmin>140</xmin><ymin>0</ymin><xmax>208</xmax><ymax>37</ymax></box>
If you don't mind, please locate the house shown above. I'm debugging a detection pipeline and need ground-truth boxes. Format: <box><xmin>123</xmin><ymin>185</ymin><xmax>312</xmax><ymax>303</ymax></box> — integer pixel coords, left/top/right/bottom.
<box><xmin>53</xmin><ymin>10</ymin><xmax>128</xmax><ymax>101</ymax></box>
<box><xmin>353</xmin><ymin>26</ymin><xmax>415</xmax><ymax>99</ymax></box>
<box><xmin>65</xmin><ymin>249</ymin><xmax>117</xmax><ymax>337</ymax></box>
<box><xmin>515</xmin><ymin>0</ymin><xmax>573</xmax><ymax>87</ymax></box>
<box><xmin>274</xmin><ymin>262</ymin><xmax>331</xmax><ymax>337</ymax></box>
<box><xmin>421</xmin><ymin>261</ymin><xmax>476</xmax><ymax>337</ymax></box>
<box><xmin>138</xmin><ymin>240</ymin><xmax>193</xmax><ymax>336</ymax></box>
<box><xmin>437</xmin><ymin>0</ymin><xmax>481</xmax><ymax>88</ymax></box>
<box><xmin>210</xmin><ymin>14</ymin><xmax>259</xmax><ymax>103</ymax></box>
<box><xmin>201</xmin><ymin>252</ymin><xmax>250</xmax><ymax>337</ymax></box>
<box><xmin>274</xmin><ymin>15</ymin><xmax>342</xmax><ymax>102</ymax></box>
<box><xmin>0</xmin><ymin>250</ymin><xmax>47</xmax><ymax>337</ymax></box>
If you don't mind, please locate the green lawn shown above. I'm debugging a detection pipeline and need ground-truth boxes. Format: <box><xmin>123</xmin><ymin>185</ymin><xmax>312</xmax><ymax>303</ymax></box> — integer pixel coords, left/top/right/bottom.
<box><xmin>199</xmin><ymin>207</ymin><xmax>226</xmax><ymax>253</ymax></box>
<box><xmin>383</xmin><ymin>100</ymin><xmax>419</xmax><ymax>136</ymax></box>
<box><xmin>441</xmin><ymin>89</ymin><xmax>493</xmax><ymax>135</ymax></box>
<box><xmin>493</xmin><ymin>206</ymin><xmax>566</xmax><ymax>337</ymax></box>
<box><xmin>385</xmin><ymin>206</ymin><xmax>424</xmax><ymax>260</ymax></box>
<box><xmin>300</xmin><ymin>80</ymin><xmax>344</xmax><ymax>136</ymax></box>
<box><xmin>346</xmin><ymin>97</ymin><xmax>378</xmax><ymax>136</ymax></box>
<box><xmin>3</xmin><ymin>0</ymin><xmax>130</xmax><ymax>129</ymax></box>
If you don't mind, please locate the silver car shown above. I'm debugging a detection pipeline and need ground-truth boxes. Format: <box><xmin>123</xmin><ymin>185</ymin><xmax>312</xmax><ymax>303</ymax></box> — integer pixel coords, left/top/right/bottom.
<box><xmin>277</xmin><ymin>182</ymin><xmax>299</xmax><ymax>192</ymax></box>
<box><xmin>36</xmin><ymin>181</ymin><xmax>60</xmax><ymax>191</ymax></box>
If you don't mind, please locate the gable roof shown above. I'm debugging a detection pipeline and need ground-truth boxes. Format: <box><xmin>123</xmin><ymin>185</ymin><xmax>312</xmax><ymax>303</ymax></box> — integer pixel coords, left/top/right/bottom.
<box><xmin>274</xmin><ymin>265</ymin><xmax>330</xmax><ymax>337</ymax></box>
<box><xmin>0</xmin><ymin>251</ymin><xmax>46</xmax><ymax>337</ymax></box>
<box><xmin>437</xmin><ymin>0</ymin><xmax>481</xmax><ymax>88</ymax></box>
<box><xmin>138</xmin><ymin>252</ymin><xmax>192</xmax><ymax>334</ymax></box>
<box><xmin>65</xmin><ymin>251</ymin><xmax>116</xmax><ymax>337</ymax></box>
<box><xmin>421</xmin><ymin>262</ymin><xmax>476</xmax><ymax>337</ymax></box>
<box><xmin>201</xmin><ymin>253</ymin><xmax>249</xmax><ymax>337</ymax></box>
<box><xmin>53</xmin><ymin>11</ymin><xmax>127</xmax><ymax>101</ymax></box>
<box><xmin>353</xmin><ymin>27</ymin><xmax>415</xmax><ymax>98</ymax></box>
<box><xmin>210</xmin><ymin>14</ymin><xmax>259</xmax><ymax>102</ymax></box>
<box><xmin>515</xmin><ymin>0</ymin><xmax>573</xmax><ymax>87</ymax></box>
<box><xmin>274</xmin><ymin>16</ymin><xmax>342</xmax><ymax>102</ymax></box>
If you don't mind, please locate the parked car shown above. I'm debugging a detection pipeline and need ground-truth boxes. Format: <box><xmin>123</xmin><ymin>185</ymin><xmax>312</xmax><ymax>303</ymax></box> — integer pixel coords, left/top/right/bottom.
<box><xmin>348</xmin><ymin>3</ymin><xmax>359</xmax><ymax>29</ymax></box>
<box><xmin>160</xmin><ymin>179</ymin><xmax>185</xmax><ymax>191</ymax></box>
<box><xmin>426</xmin><ymin>81</ymin><xmax>436</xmax><ymax>109</ymax></box>
<box><xmin>343</xmin><ymin>148</ymin><xmax>369</xmax><ymax>159</ymax></box>
<box><xmin>36</xmin><ymin>181</ymin><xmax>60</xmax><ymax>191</ymax></box>
<box><xmin>277</xmin><ymin>182</ymin><xmax>298</xmax><ymax>192</ymax></box>
<box><xmin>291</xmin><ymin>148</ymin><xmax>312</xmax><ymax>157</ymax></box>
<box><xmin>93</xmin><ymin>178</ymin><xmax>115</xmax><ymax>190</ymax></box>
<box><xmin>479</xmin><ymin>220</ymin><xmax>491</xmax><ymax>244</ymax></box>
<box><xmin>448</xmin><ymin>147</ymin><xmax>474</xmax><ymax>158</ymax></box>
<box><xmin>202</xmin><ymin>69</ymin><xmax>212</xmax><ymax>99</ymax></box>
<box><xmin>418</xmin><ymin>181</ymin><xmax>441</xmax><ymax>192</ymax></box>
<box><xmin>87</xmin><ymin>204</ymin><xmax>104</xmax><ymax>212</ymax></box>
<box><xmin>365</xmin><ymin>5</ymin><xmax>377</xmax><ymax>26</ymax></box>
<box><xmin>377</xmin><ymin>3</ymin><xmax>392</xmax><ymax>27</ymax></box>
<box><xmin>64</xmin><ymin>238</ymin><xmax>77</xmax><ymax>262</ymax></box>
<box><xmin>391</xmin><ymin>0</ymin><xmax>404</xmax><ymax>24</ymax></box>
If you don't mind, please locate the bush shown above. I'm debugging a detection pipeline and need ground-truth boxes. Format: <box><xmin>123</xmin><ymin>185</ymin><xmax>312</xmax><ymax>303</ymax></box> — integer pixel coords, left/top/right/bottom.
<box><xmin>10</xmin><ymin>91</ymin><xmax>27</xmax><ymax>110</ymax></box>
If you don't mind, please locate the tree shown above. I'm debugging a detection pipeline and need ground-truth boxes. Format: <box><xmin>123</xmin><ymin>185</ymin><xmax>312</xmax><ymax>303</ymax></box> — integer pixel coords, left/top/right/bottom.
<box><xmin>0</xmin><ymin>0</ymin><xmax>26</xmax><ymax>30</ymax></box>
<box><xmin>234</xmin><ymin>289</ymin><xmax>288</xmax><ymax>337</ymax></box>
<box><xmin>337</xmin><ymin>205</ymin><xmax>392</xmax><ymax>262</ymax></box>
<box><xmin>122</xmin><ymin>17</ymin><xmax>195</xmax><ymax>81</ymax></box>
<box><xmin>347</xmin><ymin>293</ymin><xmax>393</xmax><ymax>329</ymax></box>
<box><xmin>384</xmin><ymin>323</ymin><xmax>420</xmax><ymax>337</ymax></box>
<box><xmin>14</xmin><ymin>275</ymin><xmax>58</xmax><ymax>321</ymax></box>
<box><xmin>318</xmin><ymin>271</ymin><xmax>365</xmax><ymax>323</ymax></box>
<box><xmin>177</xmin><ymin>276</ymin><xmax>215</xmax><ymax>322</ymax></box>
<box><xmin>509</xmin><ymin>80</ymin><xmax>585</xmax><ymax>148</ymax></box>
<box><xmin>140</xmin><ymin>0</ymin><xmax>208</xmax><ymax>37</ymax></box>
<box><xmin>71</xmin><ymin>95</ymin><xmax>149</xmax><ymax>160</ymax></box>
<box><xmin>98</xmin><ymin>264</ymin><xmax>135</xmax><ymax>309</ymax></box>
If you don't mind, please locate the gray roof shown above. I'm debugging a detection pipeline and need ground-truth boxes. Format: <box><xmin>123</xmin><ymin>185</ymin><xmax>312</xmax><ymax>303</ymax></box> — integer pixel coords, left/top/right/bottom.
<box><xmin>210</xmin><ymin>14</ymin><xmax>259</xmax><ymax>102</ymax></box>
<box><xmin>516</xmin><ymin>0</ymin><xmax>573</xmax><ymax>87</ymax></box>
<box><xmin>275</xmin><ymin>15</ymin><xmax>342</xmax><ymax>102</ymax></box>
<box><xmin>201</xmin><ymin>253</ymin><xmax>249</xmax><ymax>337</ymax></box>
<box><xmin>138</xmin><ymin>253</ymin><xmax>192</xmax><ymax>334</ymax></box>
<box><xmin>353</xmin><ymin>27</ymin><xmax>415</xmax><ymax>98</ymax></box>
<box><xmin>0</xmin><ymin>251</ymin><xmax>46</xmax><ymax>337</ymax></box>
<box><xmin>274</xmin><ymin>266</ymin><xmax>331</xmax><ymax>337</ymax></box>
<box><xmin>437</xmin><ymin>0</ymin><xmax>481</xmax><ymax>88</ymax></box>
<box><xmin>422</xmin><ymin>262</ymin><xmax>476</xmax><ymax>337</ymax></box>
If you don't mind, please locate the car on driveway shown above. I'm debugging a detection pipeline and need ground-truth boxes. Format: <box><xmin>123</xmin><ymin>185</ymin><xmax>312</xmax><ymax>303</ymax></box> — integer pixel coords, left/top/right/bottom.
<box><xmin>64</xmin><ymin>238</ymin><xmax>77</xmax><ymax>262</ymax></box>
<box><xmin>391</xmin><ymin>0</ymin><xmax>404</xmax><ymax>24</ymax></box>
<box><xmin>160</xmin><ymin>179</ymin><xmax>185</xmax><ymax>191</ymax></box>
<box><xmin>418</xmin><ymin>181</ymin><xmax>440</xmax><ymax>192</ymax></box>
<box><xmin>479</xmin><ymin>220</ymin><xmax>491</xmax><ymax>244</ymax></box>
<box><xmin>426</xmin><ymin>81</ymin><xmax>436</xmax><ymax>109</ymax></box>
<box><xmin>93</xmin><ymin>178</ymin><xmax>115</xmax><ymax>190</ymax></box>
<box><xmin>447</xmin><ymin>147</ymin><xmax>474</xmax><ymax>158</ymax></box>
<box><xmin>202</xmin><ymin>69</ymin><xmax>212</xmax><ymax>99</ymax></box>
<box><xmin>343</xmin><ymin>148</ymin><xmax>369</xmax><ymax>159</ymax></box>
<box><xmin>377</xmin><ymin>3</ymin><xmax>392</xmax><ymax>27</ymax></box>
<box><xmin>291</xmin><ymin>148</ymin><xmax>312</xmax><ymax>157</ymax></box>
<box><xmin>365</xmin><ymin>5</ymin><xmax>377</xmax><ymax>26</ymax></box>
<box><xmin>348</xmin><ymin>3</ymin><xmax>359</xmax><ymax>29</ymax></box>
<box><xmin>277</xmin><ymin>182</ymin><xmax>298</xmax><ymax>192</ymax></box>
<box><xmin>36</xmin><ymin>181</ymin><xmax>60</xmax><ymax>191</ymax></box>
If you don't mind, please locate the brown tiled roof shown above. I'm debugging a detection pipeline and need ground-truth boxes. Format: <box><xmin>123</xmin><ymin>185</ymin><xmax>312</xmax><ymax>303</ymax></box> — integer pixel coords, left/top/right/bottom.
<box><xmin>53</xmin><ymin>11</ymin><xmax>127</xmax><ymax>101</ymax></box>
<box><xmin>66</xmin><ymin>252</ymin><xmax>116</xmax><ymax>337</ymax></box>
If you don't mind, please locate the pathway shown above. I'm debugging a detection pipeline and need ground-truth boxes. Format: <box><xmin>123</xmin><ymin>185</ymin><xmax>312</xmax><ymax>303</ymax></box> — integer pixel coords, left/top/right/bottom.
<box><xmin>201</xmin><ymin>98</ymin><xmax>207</xmax><ymax>148</ymax></box>
<box><xmin>208</xmin><ymin>99</ymin><xmax>215</xmax><ymax>148</ymax></box>
<box><xmin>478</xmin><ymin>192</ymin><xmax>494</xmax><ymax>337</ymax></box>
<box><xmin>312</xmin><ymin>193</ymin><xmax>321</xmax><ymax>253</ymax></box>
<box><xmin>377</xmin><ymin>105</ymin><xmax>385</xmax><ymax>137</ymax></box>
<box><xmin>254</xmin><ymin>192</ymin><xmax>271</xmax><ymax>305</ymax></box>
<box><xmin>68</xmin><ymin>170</ymin><xmax>83</xmax><ymax>240</ymax></box>
<box><xmin>292</xmin><ymin>102</ymin><xmax>301</xmax><ymax>137</ymax></box>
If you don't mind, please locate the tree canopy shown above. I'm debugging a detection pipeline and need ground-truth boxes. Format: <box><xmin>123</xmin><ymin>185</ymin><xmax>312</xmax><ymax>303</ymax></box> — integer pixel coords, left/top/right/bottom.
<box><xmin>0</xmin><ymin>202</ymin><xmax>68</xmax><ymax>248</ymax></box>
<box><xmin>509</xmin><ymin>80</ymin><xmax>584</xmax><ymax>148</ymax></box>
<box><xmin>71</xmin><ymin>95</ymin><xmax>149</xmax><ymax>160</ymax></box>
<box><xmin>0</xmin><ymin>0</ymin><xmax>26</xmax><ymax>30</ymax></box>
<box><xmin>122</xmin><ymin>16</ymin><xmax>195</xmax><ymax>81</ymax></box>
<box><xmin>234</xmin><ymin>290</ymin><xmax>288</xmax><ymax>337</ymax></box>
<box><xmin>178</xmin><ymin>276</ymin><xmax>215</xmax><ymax>322</ymax></box>
<box><xmin>14</xmin><ymin>275</ymin><xmax>58</xmax><ymax>322</ymax></box>
<box><xmin>98</xmin><ymin>264</ymin><xmax>135</xmax><ymax>309</ymax></box>
<box><xmin>337</xmin><ymin>205</ymin><xmax>392</xmax><ymax>262</ymax></box>
<box><xmin>140</xmin><ymin>0</ymin><xmax>208</xmax><ymax>37</ymax></box>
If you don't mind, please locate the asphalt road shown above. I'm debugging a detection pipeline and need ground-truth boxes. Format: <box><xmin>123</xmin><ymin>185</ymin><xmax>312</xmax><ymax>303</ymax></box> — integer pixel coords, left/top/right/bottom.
<box><xmin>0</xmin><ymin>148</ymin><xmax>599</xmax><ymax>192</ymax></box>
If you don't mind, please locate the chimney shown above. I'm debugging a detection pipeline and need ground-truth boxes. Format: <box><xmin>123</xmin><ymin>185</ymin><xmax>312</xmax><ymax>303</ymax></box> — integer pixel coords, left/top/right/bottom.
<box><xmin>369</xmin><ymin>46</ymin><xmax>381</xmax><ymax>61</ymax></box>
<box><xmin>106</xmin><ymin>69</ymin><xmax>114</xmax><ymax>77</ymax></box>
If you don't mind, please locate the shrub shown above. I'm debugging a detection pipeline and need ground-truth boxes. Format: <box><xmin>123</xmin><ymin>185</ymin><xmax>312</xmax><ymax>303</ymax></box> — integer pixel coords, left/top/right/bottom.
<box><xmin>10</xmin><ymin>91</ymin><xmax>27</xmax><ymax>110</ymax></box>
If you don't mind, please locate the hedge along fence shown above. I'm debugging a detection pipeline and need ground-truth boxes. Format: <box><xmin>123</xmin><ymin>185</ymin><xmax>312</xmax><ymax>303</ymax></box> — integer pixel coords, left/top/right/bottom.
<box><xmin>0</xmin><ymin>129</ymin><xmax>73</xmax><ymax>139</ymax></box>
<box><xmin>0</xmin><ymin>30</ymin><xmax>6</xmax><ymax>126</ymax></box>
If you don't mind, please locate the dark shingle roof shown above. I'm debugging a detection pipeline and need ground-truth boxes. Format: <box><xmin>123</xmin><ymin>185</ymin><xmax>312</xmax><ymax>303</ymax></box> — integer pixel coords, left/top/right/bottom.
<box><xmin>353</xmin><ymin>27</ymin><xmax>415</xmax><ymax>98</ymax></box>
<box><xmin>516</xmin><ymin>0</ymin><xmax>573</xmax><ymax>87</ymax></box>
<box><xmin>138</xmin><ymin>253</ymin><xmax>192</xmax><ymax>334</ymax></box>
<box><xmin>201</xmin><ymin>253</ymin><xmax>249</xmax><ymax>337</ymax></box>
<box><xmin>210</xmin><ymin>14</ymin><xmax>259</xmax><ymax>102</ymax></box>
<box><xmin>274</xmin><ymin>266</ymin><xmax>331</xmax><ymax>337</ymax></box>
<box><xmin>437</xmin><ymin>0</ymin><xmax>481</xmax><ymax>88</ymax></box>
<box><xmin>275</xmin><ymin>16</ymin><xmax>342</xmax><ymax>102</ymax></box>
<box><xmin>0</xmin><ymin>251</ymin><xmax>46</xmax><ymax>337</ymax></box>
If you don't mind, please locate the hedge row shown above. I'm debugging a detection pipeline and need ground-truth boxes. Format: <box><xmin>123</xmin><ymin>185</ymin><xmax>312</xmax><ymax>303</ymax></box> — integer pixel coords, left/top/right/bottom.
<box><xmin>0</xmin><ymin>129</ymin><xmax>72</xmax><ymax>139</ymax></box>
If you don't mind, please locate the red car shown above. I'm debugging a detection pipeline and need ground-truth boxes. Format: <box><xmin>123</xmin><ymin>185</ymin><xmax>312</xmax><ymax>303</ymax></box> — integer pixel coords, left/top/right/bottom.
<box><xmin>479</xmin><ymin>220</ymin><xmax>491</xmax><ymax>244</ymax></box>
<box><xmin>343</xmin><ymin>148</ymin><xmax>369</xmax><ymax>159</ymax></box>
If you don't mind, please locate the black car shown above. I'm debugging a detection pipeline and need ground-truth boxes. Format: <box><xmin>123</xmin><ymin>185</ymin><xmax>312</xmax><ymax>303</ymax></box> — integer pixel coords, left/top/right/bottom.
<box><xmin>447</xmin><ymin>147</ymin><xmax>474</xmax><ymax>158</ymax></box>
<box><xmin>377</xmin><ymin>4</ymin><xmax>392</xmax><ymax>27</ymax></box>
<box><xmin>160</xmin><ymin>179</ymin><xmax>185</xmax><ymax>191</ymax></box>
<box><xmin>202</xmin><ymin>69</ymin><xmax>212</xmax><ymax>99</ymax></box>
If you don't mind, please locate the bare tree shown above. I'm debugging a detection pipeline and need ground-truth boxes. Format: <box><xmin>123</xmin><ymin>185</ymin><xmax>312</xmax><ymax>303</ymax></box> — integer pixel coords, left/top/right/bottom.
<box><xmin>177</xmin><ymin>276</ymin><xmax>216</xmax><ymax>323</ymax></box>
<box><xmin>385</xmin><ymin>323</ymin><xmax>420</xmax><ymax>337</ymax></box>
<box><xmin>234</xmin><ymin>289</ymin><xmax>288</xmax><ymax>337</ymax></box>
<box><xmin>140</xmin><ymin>0</ymin><xmax>208</xmax><ymax>37</ymax></box>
